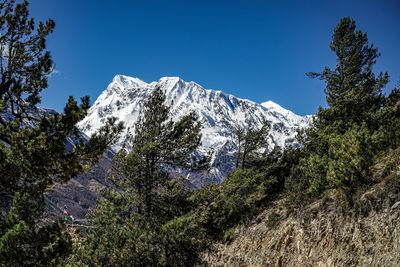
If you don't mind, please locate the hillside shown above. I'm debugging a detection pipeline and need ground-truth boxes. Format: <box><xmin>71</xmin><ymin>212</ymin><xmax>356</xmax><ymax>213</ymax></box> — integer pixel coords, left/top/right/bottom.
<box><xmin>203</xmin><ymin>175</ymin><xmax>400</xmax><ymax>266</ymax></box>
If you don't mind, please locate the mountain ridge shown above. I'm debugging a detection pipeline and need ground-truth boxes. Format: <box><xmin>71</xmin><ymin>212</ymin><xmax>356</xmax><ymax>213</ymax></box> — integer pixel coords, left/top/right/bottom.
<box><xmin>77</xmin><ymin>75</ymin><xmax>313</xmax><ymax>184</ymax></box>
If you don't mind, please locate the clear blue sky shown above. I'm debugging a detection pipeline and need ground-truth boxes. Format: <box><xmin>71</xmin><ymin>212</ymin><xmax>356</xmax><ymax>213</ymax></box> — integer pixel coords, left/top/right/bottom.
<box><xmin>30</xmin><ymin>0</ymin><xmax>400</xmax><ymax>116</ymax></box>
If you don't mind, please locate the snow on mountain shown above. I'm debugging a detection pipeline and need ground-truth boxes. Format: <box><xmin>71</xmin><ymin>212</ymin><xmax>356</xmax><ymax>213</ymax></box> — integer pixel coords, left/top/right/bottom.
<box><xmin>77</xmin><ymin>75</ymin><xmax>312</xmax><ymax>184</ymax></box>
<box><xmin>0</xmin><ymin>106</ymin><xmax>56</xmax><ymax>129</ymax></box>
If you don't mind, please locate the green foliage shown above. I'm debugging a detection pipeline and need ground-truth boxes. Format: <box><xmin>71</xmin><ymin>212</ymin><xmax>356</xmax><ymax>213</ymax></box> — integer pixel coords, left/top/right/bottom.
<box><xmin>0</xmin><ymin>97</ymin><xmax>123</xmax><ymax>266</ymax></box>
<box><xmin>0</xmin><ymin>192</ymin><xmax>72</xmax><ymax>266</ymax></box>
<box><xmin>293</xmin><ymin>17</ymin><xmax>398</xmax><ymax>205</ymax></box>
<box><xmin>195</xmin><ymin>168</ymin><xmax>274</xmax><ymax>237</ymax></box>
<box><xmin>73</xmin><ymin>201</ymin><xmax>209</xmax><ymax>267</ymax></box>
<box><xmin>190</xmin><ymin>148</ymin><xmax>289</xmax><ymax>240</ymax></box>
<box><xmin>307</xmin><ymin>17</ymin><xmax>388</xmax><ymax>129</ymax></box>
<box><xmin>0</xmin><ymin>1</ymin><xmax>123</xmax><ymax>265</ymax></box>
<box><xmin>157</xmin><ymin>214</ymin><xmax>209</xmax><ymax>266</ymax></box>
<box><xmin>300</xmin><ymin>153</ymin><xmax>329</xmax><ymax>197</ymax></box>
<box><xmin>327</xmin><ymin>125</ymin><xmax>374</xmax><ymax>204</ymax></box>
<box><xmin>0</xmin><ymin>0</ymin><xmax>55</xmax><ymax>123</ymax></box>
<box><xmin>378</xmin><ymin>88</ymin><xmax>400</xmax><ymax>149</ymax></box>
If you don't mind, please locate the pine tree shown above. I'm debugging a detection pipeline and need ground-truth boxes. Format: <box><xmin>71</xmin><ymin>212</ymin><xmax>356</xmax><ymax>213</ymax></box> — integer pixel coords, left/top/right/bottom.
<box><xmin>75</xmin><ymin>87</ymin><xmax>210</xmax><ymax>266</ymax></box>
<box><xmin>0</xmin><ymin>1</ymin><xmax>123</xmax><ymax>265</ymax></box>
<box><xmin>308</xmin><ymin>17</ymin><xmax>388</xmax><ymax>130</ymax></box>
<box><xmin>0</xmin><ymin>0</ymin><xmax>54</xmax><ymax>127</ymax></box>
<box><xmin>109</xmin><ymin>86</ymin><xmax>209</xmax><ymax>221</ymax></box>
<box><xmin>298</xmin><ymin>17</ymin><xmax>391</xmax><ymax>199</ymax></box>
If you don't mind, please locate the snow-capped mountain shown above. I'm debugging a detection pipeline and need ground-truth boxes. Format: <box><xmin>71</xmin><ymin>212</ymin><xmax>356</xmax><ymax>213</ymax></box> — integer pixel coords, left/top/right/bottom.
<box><xmin>77</xmin><ymin>75</ymin><xmax>312</xmax><ymax>184</ymax></box>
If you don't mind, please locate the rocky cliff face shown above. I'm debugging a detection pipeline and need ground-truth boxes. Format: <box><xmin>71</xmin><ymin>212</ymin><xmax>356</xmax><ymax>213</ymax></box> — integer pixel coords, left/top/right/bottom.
<box><xmin>204</xmin><ymin>180</ymin><xmax>400</xmax><ymax>266</ymax></box>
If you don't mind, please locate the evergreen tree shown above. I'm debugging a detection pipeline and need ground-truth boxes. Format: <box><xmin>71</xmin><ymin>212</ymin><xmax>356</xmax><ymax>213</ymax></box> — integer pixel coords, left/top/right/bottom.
<box><xmin>298</xmin><ymin>17</ymin><xmax>391</xmax><ymax>200</ymax></box>
<box><xmin>0</xmin><ymin>1</ymin><xmax>123</xmax><ymax>265</ymax></box>
<box><xmin>0</xmin><ymin>0</ymin><xmax>54</xmax><ymax>128</ymax></box>
<box><xmin>307</xmin><ymin>17</ymin><xmax>388</xmax><ymax>130</ymax></box>
<box><xmin>75</xmin><ymin>87</ymin><xmax>210</xmax><ymax>266</ymax></box>
<box><xmin>109</xmin><ymin>86</ymin><xmax>209</xmax><ymax>221</ymax></box>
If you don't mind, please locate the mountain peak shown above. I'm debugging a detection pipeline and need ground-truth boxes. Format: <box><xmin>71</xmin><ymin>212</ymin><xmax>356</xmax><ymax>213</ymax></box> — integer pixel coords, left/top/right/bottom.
<box><xmin>112</xmin><ymin>74</ymin><xmax>148</xmax><ymax>88</ymax></box>
<box><xmin>158</xmin><ymin>76</ymin><xmax>185</xmax><ymax>89</ymax></box>
<box><xmin>159</xmin><ymin>76</ymin><xmax>182</xmax><ymax>82</ymax></box>
<box><xmin>262</xmin><ymin>100</ymin><xmax>291</xmax><ymax>111</ymax></box>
